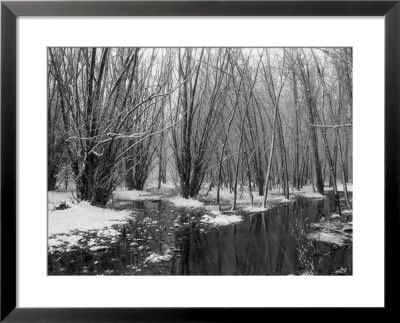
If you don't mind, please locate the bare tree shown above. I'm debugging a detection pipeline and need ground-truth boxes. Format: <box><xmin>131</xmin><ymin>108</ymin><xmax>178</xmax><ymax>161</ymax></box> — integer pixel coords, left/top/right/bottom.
<box><xmin>262</xmin><ymin>49</ymin><xmax>287</xmax><ymax>207</ymax></box>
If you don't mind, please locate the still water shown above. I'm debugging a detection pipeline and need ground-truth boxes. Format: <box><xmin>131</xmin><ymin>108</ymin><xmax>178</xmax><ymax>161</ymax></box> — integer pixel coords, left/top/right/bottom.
<box><xmin>48</xmin><ymin>193</ymin><xmax>352</xmax><ymax>275</ymax></box>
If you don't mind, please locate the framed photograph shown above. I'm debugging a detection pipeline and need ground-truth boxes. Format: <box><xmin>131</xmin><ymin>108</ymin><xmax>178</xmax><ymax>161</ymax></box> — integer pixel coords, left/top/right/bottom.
<box><xmin>1</xmin><ymin>0</ymin><xmax>398</xmax><ymax>321</ymax></box>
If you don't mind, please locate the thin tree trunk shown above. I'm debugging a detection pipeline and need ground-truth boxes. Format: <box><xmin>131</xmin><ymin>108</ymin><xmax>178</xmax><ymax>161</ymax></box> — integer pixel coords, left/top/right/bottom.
<box><xmin>276</xmin><ymin>111</ymin><xmax>289</xmax><ymax>199</ymax></box>
<box><xmin>262</xmin><ymin>102</ymin><xmax>279</xmax><ymax>208</ymax></box>
<box><xmin>307</xmin><ymin>97</ymin><xmax>324</xmax><ymax>195</ymax></box>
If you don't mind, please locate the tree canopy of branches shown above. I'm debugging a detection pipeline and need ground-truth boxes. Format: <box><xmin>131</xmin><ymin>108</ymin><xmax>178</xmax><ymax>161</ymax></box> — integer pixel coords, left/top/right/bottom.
<box><xmin>48</xmin><ymin>47</ymin><xmax>352</xmax><ymax>213</ymax></box>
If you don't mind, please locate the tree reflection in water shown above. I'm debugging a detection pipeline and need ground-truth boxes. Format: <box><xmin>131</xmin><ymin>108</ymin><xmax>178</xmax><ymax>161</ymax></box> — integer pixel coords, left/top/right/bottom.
<box><xmin>48</xmin><ymin>193</ymin><xmax>351</xmax><ymax>275</ymax></box>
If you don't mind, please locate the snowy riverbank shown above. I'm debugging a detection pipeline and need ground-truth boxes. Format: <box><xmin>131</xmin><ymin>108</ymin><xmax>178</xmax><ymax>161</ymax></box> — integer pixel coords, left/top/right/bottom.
<box><xmin>48</xmin><ymin>192</ymin><xmax>132</xmax><ymax>235</ymax></box>
<box><xmin>48</xmin><ymin>183</ymin><xmax>352</xmax><ymax>252</ymax></box>
<box><xmin>49</xmin><ymin>182</ymin><xmax>352</xmax><ymax>236</ymax></box>
<box><xmin>48</xmin><ymin>192</ymin><xmax>134</xmax><ymax>252</ymax></box>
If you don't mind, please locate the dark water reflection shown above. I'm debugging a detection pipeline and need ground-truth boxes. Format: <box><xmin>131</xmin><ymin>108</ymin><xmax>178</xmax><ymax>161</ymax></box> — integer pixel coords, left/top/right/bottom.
<box><xmin>175</xmin><ymin>194</ymin><xmax>351</xmax><ymax>275</ymax></box>
<box><xmin>48</xmin><ymin>192</ymin><xmax>352</xmax><ymax>275</ymax></box>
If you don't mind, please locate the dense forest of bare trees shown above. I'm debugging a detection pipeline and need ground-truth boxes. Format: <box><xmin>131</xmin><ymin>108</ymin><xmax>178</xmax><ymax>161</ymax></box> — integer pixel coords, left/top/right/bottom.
<box><xmin>48</xmin><ymin>47</ymin><xmax>352</xmax><ymax>213</ymax></box>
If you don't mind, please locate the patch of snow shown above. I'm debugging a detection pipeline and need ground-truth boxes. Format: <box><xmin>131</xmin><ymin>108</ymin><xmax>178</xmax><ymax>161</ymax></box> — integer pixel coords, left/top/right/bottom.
<box><xmin>48</xmin><ymin>234</ymin><xmax>84</xmax><ymax>249</ymax></box>
<box><xmin>200</xmin><ymin>214</ymin><xmax>242</xmax><ymax>226</ymax></box>
<box><xmin>200</xmin><ymin>214</ymin><xmax>212</xmax><ymax>222</ymax></box>
<box><xmin>330</xmin><ymin>213</ymin><xmax>340</xmax><ymax>219</ymax></box>
<box><xmin>204</xmin><ymin>205</ymin><xmax>219</xmax><ymax>213</ymax></box>
<box><xmin>300</xmin><ymin>192</ymin><xmax>326</xmax><ymax>199</ymax></box>
<box><xmin>243</xmin><ymin>196</ymin><xmax>294</xmax><ymax>213</ymax></box>
<box><xmin>334</xmin><ymin>267</ymin><xmax>348</xmax><ymax>275</ymax></box>
<box><xmin>244</xmin><ymin>206</ymin><xmax>269</xmax><ymax>213</ymax></box>
<box><xmin>324</xmin><ymin>183</ymin><xmax>353</xmax><ymax>193</ymax></box>
<box><xmin>337</xmin><ymin>183</ymin><xmax>353</xmax><ymax>192</ymax></box>
<box><xmin>209</xmin><ymin>209</ymin><xmax>222</xmax><ymax>216</ymax></box>
<box><xmin>87</xmin><ymin>238</ymin><xmax>99</xmax><ymax>247</ymax></box>
<box><xmin>48</xmin><ymin>192</ymin><xmax>132</xmax><ymax>235</ymax></box>
<box><xmin>281</xmin><ymin>198</ymin><xmax>294</xmax><ymax>203</ymax></box>
<box><xmin>308</xmin><ymin>232</ymin><xmax>347</xmax><ymax>246</ymax></box>
<box><xmin>89</xmin><ymin>245</ymin><xmax>108</xmax><ymax>252</ymax></box>
<box><xmin>96</xmin><ymin>228</ymin><xmax>120</xmax><ymax>238</ymax></box>
<box><xmin>168</xmin><ymin>196</ymin><xmax>204</xmax><ymax>208</ymax></box>
<box><xmin>48</xmin><ymin>191</ymin><xmax>76</xmax><ymax>211</ymax></box>
<box><xmin>201</xmin><ymin>186</ymin><xmax>300</xmax><ymax>211</ymax></box>
<box><xmin>113</xmin><ymin>189</ymin><xmax>162</xmax><ymax>201</ymax></box>
<box><xmin>144</xmin><ymin>252</ymin><xmax>173</xmax><ymax>264</ymax></box>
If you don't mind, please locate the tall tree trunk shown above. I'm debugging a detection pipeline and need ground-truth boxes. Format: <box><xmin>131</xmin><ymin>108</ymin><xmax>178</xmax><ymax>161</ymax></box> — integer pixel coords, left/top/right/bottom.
<box><xmin>276</xmin><ymin>111</ymin><xmax>289</xmax><ymax>199</ymax></box>
<box><xmin>292</xmin><ymin>72</ymin><xmax>301</xmax><ymax>190</ymax></box>
<box><xmin>307</xmin><ymin>96</ymin><xmax>324</xmax><ymax>194</ymax></box>
<box><xmin>262</xmin><ymin>102</ymin><xmax>279</xmax><ymax>208</ymax></box>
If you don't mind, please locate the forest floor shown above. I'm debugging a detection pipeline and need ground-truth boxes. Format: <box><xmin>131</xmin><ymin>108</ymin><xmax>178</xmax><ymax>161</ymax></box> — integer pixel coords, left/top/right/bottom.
<box><xmin>113</xmin><ymin>182</ymin><xmax>353</xmax><ymax>212</ymax></box>
<box><xmin>48</xmin><ymin>183</ymin><xmax>353</xmax><ymax>253</ymax></box>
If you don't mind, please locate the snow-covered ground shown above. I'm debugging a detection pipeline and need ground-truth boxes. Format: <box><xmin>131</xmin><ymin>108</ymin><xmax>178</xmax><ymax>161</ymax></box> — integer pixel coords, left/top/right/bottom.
<box><xmin>113</xmin><ymin>182</ymin><xmax>347</xmax><ymax>213</ymax></box>
<box><xmin>308</xmin><ymin>215</ymin><xmax>353</xmax><ymax>247</ymax></box>
<box><xmin>144</xmin><ymin>251</ymin><xmax>173</xmax><ymax>264</ymax></box>
<box><xmin>308</xmin><ymin>231</ymin><xmax>348</xmax><ymax>246</ymax></box>
<box><xmin>297</xmin><ymin>192</ymin><xmax>325</xmax><ymax>199</ymax></box>
<box><xmin>244</xmin><ymin>206</ymin><xmax>270</xmax><ymax>213</ymax></box>
<box><xmin>48</xmin><ymin>182</ymin><xmax>352</xmax><ymax>252</ymax></box>
<box><xmin>201</xmin><ymin>186</ymin><xmax>290</xmax><ymax>208</ymax></box>
<box><xmin>201</xmin><ymin>184</ymin><xmax>330</xmax><ymax>212</ymax></box>
<box><xmin>112</xmin><ymin>182</ymin><xmax>178</xmax><ymax>201</ymax></box>
<box><xmin>336</xmin><ymin>183</ymin><xmax>353</xmax><ymax>192</ymax></box>
<box><xmin>48</xmin><ymin>192</ymin><xmax>132</xmax><ymax>236</ymax></box>
<box><xmin>112</xmin><ymin>189</ymin><xmax>162</xmax><ymax>201</ymax></box>
<box><xmin>167</xmin><ymin>196</ymin><xmax>204</xmax><ymax>208</ymax></box>
<box><xmin>200</xmin><ymin>213</ymin><xmax>242</xmax><ymax>226</ymax></box>
<box><xmin>114</xmin><ymin>186</ymin><xmax>205</xmax><ymax>208</ymax></box>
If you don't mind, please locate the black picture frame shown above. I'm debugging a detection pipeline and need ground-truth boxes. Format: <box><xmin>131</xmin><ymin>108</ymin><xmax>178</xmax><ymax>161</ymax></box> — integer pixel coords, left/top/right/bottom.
<box><xmin>1</xmin><ymin>1</ymin><xmax>399</xmax><ymax>321</ymax></box>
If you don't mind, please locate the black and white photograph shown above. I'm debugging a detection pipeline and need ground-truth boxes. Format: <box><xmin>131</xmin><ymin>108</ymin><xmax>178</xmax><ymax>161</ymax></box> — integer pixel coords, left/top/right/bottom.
<box><xmin>47</xmin><ymin>47</ymin><xmax>353</xmax><ymax>276</ymax></box>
